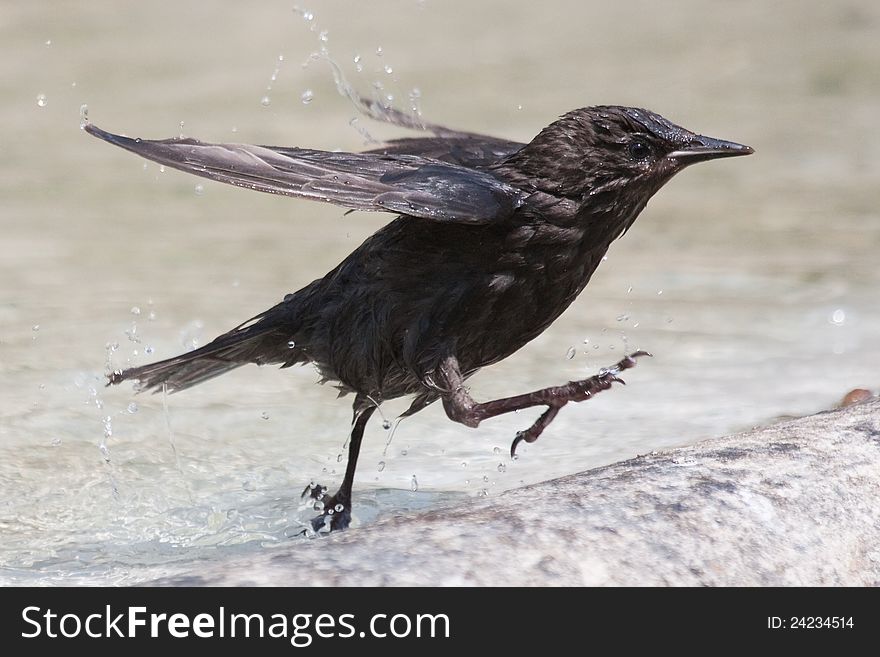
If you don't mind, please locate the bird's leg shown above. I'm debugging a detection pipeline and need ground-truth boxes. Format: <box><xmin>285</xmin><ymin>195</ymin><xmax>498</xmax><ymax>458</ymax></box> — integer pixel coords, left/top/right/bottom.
<box><xmin>302</xmin><ymin>396</ymin><xmax>376</xmax><ymax>534</ymax></box>
<box><xmin>438</xmin><ymin>351</ymin><xmax>651</xmax><ymax>457</ymax></box>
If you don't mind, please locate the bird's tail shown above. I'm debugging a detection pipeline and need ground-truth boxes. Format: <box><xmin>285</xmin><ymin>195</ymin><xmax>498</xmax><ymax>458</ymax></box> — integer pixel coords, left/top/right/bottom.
<box><xmin>108</xmin><ymin>306</ymin><xmax>294</xmax><ymax>393</ymax></box>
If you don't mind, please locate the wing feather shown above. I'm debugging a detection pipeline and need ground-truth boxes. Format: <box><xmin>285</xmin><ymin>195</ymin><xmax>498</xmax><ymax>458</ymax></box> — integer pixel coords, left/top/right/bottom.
<box><xmin>84</xmin><ymin>124</ymin><xmax>526</xmax><ymax>224</ymax></box>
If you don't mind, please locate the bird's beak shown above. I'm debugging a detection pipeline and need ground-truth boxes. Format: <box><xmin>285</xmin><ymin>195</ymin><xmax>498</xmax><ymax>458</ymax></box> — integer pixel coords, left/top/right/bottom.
<box><xmin>668</xmin><ymin>135</ymin><xmax>754</xmax><ymax>164</ymax></box>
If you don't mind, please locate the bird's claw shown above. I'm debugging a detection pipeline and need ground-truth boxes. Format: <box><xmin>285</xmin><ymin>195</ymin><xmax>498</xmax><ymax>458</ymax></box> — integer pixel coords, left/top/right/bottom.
<box><xmin>510</xmin><ymin>432</ymin><xmax>526</xmax><ymax>459</ymax></box>
<box><xmin>301</xmin><ymin>481</ymin><xmax>328</xmax><ymax>503</ymax></box>
<box><xmin>295</xmin><ymin>485</ymin><xmax>351</xmax><ymax>536</ymax></box>
<box><xmin>301</xmin><ymin>493</ymin><xmax>351</xmax><ymax>536</ymax></box>
<box><xmin>510</xmin><ymin>351</ymin><xmax>651</xmax><ymax>459</ymax></box>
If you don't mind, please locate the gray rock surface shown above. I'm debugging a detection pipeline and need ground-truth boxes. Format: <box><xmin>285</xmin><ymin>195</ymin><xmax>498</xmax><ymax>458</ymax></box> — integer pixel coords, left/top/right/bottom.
<box><xmin>157</xmin><ymin>398</ymin><xmax>880</xmax><ymax>586</ymax></box>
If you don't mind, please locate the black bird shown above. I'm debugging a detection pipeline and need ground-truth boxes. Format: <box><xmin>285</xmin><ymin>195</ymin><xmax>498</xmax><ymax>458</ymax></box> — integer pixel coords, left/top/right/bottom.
<box><xmin>85</xmin><ymin>100</ymin><xmax>752</xmax><ymax>532</ymax></box>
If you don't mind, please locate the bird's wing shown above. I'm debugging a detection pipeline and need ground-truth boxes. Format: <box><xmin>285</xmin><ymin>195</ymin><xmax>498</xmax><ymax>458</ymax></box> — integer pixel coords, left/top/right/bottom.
<box><xmin>350</xmin><ymin>95</ymin><xmax>480</xmax><ymax>138</ymax></box>
<box><xmin>84</xmin><ymin>124</ymin><xmax>526</xmax><ymax>224</ymax></box>
<box><xmin>351</xmin><ymin>96</ymin><xmax>525</xmax><ymax>167</ymax></box>
<box><xmin>363</xmin><ymin>136</ymin><xmax>524</xmax><ymax>168</ymax></box>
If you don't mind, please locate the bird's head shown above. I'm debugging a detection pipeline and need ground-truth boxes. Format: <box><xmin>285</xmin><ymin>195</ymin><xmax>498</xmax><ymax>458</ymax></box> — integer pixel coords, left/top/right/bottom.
<box><xmin>501</xmin><ymin>105</ymin><xmax>752</xmax><ymax>230</ymax></box>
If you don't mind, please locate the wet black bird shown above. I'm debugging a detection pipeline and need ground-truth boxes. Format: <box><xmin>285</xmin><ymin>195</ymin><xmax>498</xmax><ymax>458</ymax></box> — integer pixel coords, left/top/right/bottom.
<box><xmin>85</xmin><ymin>99</ymin><xmax>752</xmax><ymax>532</ymax></box>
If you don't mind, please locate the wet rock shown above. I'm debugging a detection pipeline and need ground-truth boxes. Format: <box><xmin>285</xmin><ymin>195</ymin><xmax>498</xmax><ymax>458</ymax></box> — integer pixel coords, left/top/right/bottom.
<box><xmin>154</xmin><ymin>398</ymin><xmax>880</xmax><ymax>586</ymax></box>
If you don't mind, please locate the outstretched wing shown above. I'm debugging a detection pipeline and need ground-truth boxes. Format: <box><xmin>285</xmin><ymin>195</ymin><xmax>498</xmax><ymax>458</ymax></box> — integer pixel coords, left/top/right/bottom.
<box><xmin>351</xmin><ymin>97</ymin><xmax>525</xmax><ymax>167</ymax></box>
<box><xmin>84</xmin><ymin>124</ymin><xmax>526</xmax><ymax>224</ymax></box>
<box><xmin>364</xmin><ymin>135</ymin><xmax>524</xmax><ymax>168</ymax></box>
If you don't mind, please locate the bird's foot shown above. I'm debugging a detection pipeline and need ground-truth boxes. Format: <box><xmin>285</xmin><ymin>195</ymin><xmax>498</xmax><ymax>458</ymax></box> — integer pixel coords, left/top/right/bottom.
<box><xmin>307</xmin><ymin>494</ymin><xmax>352</xmax><ymax>535</ymax></box>
<box><xmin>298</xmin><ymin>484</ymin><xmax>351</xmax><ymax>535</ymax></box>
<box><xmin>510</xmin><ymin>351</ymin><xmax>652</xmax><ymax>457</ymax></box>
<box><xmin>301</xmin><ymin>481</ymin><xmax>329</xmax><ymax>503</ymax></box>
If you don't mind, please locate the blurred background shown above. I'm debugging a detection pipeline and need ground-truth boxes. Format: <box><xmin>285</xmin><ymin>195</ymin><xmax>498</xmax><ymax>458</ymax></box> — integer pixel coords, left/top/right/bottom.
<box><xmin>1</xmin><ymin>0</ymin><xmax>877</xmax><ymax>583</ymax></box>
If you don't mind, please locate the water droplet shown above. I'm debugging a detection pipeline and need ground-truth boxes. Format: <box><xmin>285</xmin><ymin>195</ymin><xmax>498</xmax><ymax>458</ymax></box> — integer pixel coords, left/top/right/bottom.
<box><xmin>657</xmin><ymin>289</ymin><xmax>664</xmax><ymax>296</ymax></box>
<box><xmin>261</xmin><ymin>411</ymin><xmax>269</xmax><ymax>420</ymax></box>
<box><xmin>194</xmin><ymin>184</ymin><xmax>204</xmax><ymax>196</ymax></box>
<box><xmin>36</xmin><ymin>93</ymin><xmax>47</xmax><ymax>108</ymax></box>
<box><xmin>302</xmin><ymin>11</ymin><xmax>314</xmax><ymax>21</ymax></box>
<box><xmin>336</xmin><ymin>453</ymin><xmax>343</xmax><ymax>462</ymax></box>
<box><xmin>45</xmin><ymin>39</ymin><xmax>52</xmax><ymax>46</ymax></box>
<box><xmin>231</xmin><ymin>126</ymin><xmax>238</xmax><ymax>133</ymax></box>
<box><xmin>516</xmin><ymin>104</ymin><xmax>523</xmax><ymax>111</ymax></box>
<box><xmin>382</xmin><ymin>419</ymin><xmax>392</xmax><ymax>430</ymax></box>
<box><xmin>616</xmin><ymin>314</ymin><xmax>629</xmax><ymax>322</ymax></box>
<box><xmin>410</xmin><ymin>475</ymin><xmax>418</xmax><ymax>491</ymax></box>
<box><xmin>287</xmin><ymin>340</ymin><xmax>297</xmax><ymax>349</ymax></box>
<box><xmin>158</xmin><ymin>165</ymin><xmax>165</xmax><ymax>173</ymax></box>
<box><xmin>632</xmin><ymin>322</ymin><xmax>640</xmax><ymax>329</ymax></box>
<box><xmin>334</xmin><ymin>503</ymin><xmax>344</xmax><ymax>512</ymax></box>
<box><xmin>300</xmin><ymin>89</ymin><xmax>314</xmax><ymax>104</ymax></box>
<box><xmin>483</xmin><ymin>475</ymin><xmax>489</xmax><ymax>483</ymax></box>
<box><xmin>493</xmin><ymin>447</ymin><xmax>501</xmax><ymax>455</ymax></box>
<box><xmin>830</xmin><ymin>309</ymin><xmax>846</xmax><ymax>325</ymax></box>
<box><xmin>327</xmin><ymin>507</ymin><xmax>334</xmax><ymax>515</ymax></box>
<box><xmin>377</xmin><ymin>461</ymin><xmax>386</xmax><ymax>472</ymax></box>
<box><xmin>127</xmin><ymin>402</ymin><xmax>138</xmax><ymax>414</ymax></box>
<box><xmin>383</xmin><ymin>64</ymin><xmax>393</xmax><ymax>74</ymax></box>
<box><xmin>32</xmin><ymin>324</ymin><xmax>40</xmax><ymax>332</ymax></box>
<box><xmin>79</xmin><ymin>104</ymin><xmax>89</xmax><ymax>128</ymax></box>
<box><xmin>497</xmin><ymin>463</ymin><xmax>506</xmax><ymax>472</ymax></box>
<box><xmin>565</xmin><ymin>346</ymin><xmax>576</xmax><ymax>360</ymax></box>
<box><xmin>130</xmin><ymin>306</ymin><xmax>141</xmax><ymax>315</ymax></box>
<box><xmin>260</xmin><ymin>95</ymin><xmax>271</xmax><ymax>107</ymax></box>
<box><xmin>375</xmin><ymin>46</ymin><xmax>384</xmax><ymax>56</ymax></box>
<box><xmin>627</xmin><ymin>285</ymin><xmax>633</xmax><ymax>293</ymax></box>
<box><xmin>319</xmin><ymin>30</ymin><xmax>329</xmax><ymax>42</ymax></box>
<box><xmin>461</xmin><ymin>461</ymin><xmax>468</xmax><ymax>468</ymax></box>
<box><xmin>51</xmin><ymin>437</ymin><xmax>62</xmax><ymax>447</ymax></box>
<box><xmin>400</xmin><ymin>449</ymin><xmax>407</xmax><ymax>456</ymax></box>
<box><xmin>144</xmin><ymin>345</ymin><xmax>154</xmax><ymax>355</ymax></box>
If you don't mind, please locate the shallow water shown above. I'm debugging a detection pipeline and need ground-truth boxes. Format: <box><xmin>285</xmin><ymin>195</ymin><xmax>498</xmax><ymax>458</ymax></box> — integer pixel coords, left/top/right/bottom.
<box><xmin>2</xmin><ymin>0</ymin><xmax>878</xmax><ymax>584</ymax></box>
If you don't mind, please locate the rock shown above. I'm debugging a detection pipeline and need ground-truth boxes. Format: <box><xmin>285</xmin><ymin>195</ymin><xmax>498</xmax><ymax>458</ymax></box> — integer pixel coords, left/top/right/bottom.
<box><xmin>155</xmin><ymin>398</ymin><xmax>880</xmax><ymax>586</ymax></box>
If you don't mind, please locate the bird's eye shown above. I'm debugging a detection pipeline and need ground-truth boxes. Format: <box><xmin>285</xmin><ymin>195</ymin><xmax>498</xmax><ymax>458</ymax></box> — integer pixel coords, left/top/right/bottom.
<box><xmin>627</xmin><ymin>139</ymin><xmax>653</xmax><ymax>161</ymax></box>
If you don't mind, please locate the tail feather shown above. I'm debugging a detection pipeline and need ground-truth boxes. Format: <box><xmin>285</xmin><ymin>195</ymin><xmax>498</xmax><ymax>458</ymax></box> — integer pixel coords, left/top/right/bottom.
<box><xmin>108</xmin><ymin>315</ymin><xmax>293</xmax><ymax>393</ymax></box>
